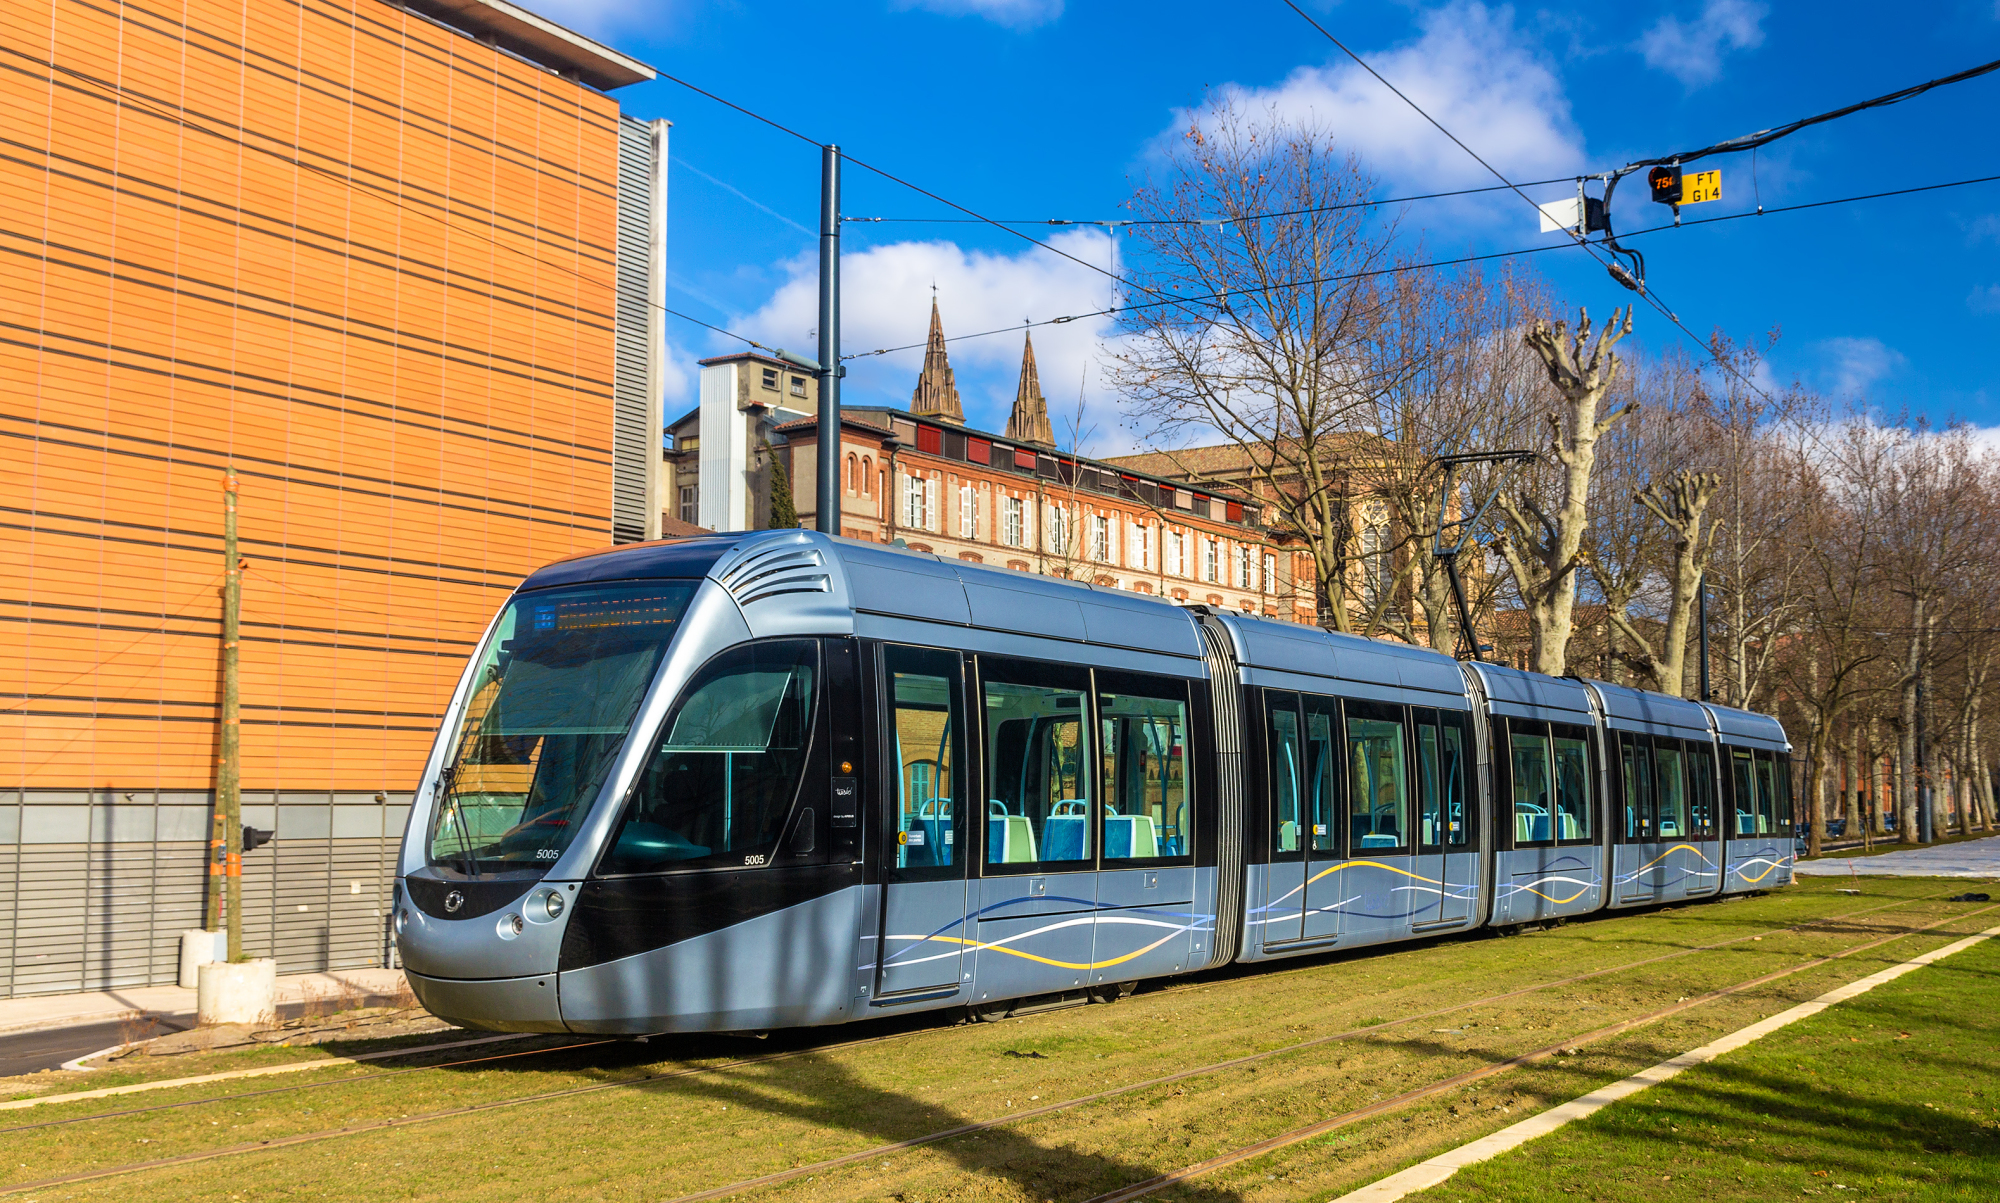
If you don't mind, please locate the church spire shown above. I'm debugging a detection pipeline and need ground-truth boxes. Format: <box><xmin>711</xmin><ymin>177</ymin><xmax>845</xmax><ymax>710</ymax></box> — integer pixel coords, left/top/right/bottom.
<box><xmin>909</xmin><ymin>297</ymin><xmax>963</xmax><ymax>422</ymax></box>
<box><xmin>1006</xmin><ymin>330</ymin><xmax>1055</xmax><ymax>448</ymax></box>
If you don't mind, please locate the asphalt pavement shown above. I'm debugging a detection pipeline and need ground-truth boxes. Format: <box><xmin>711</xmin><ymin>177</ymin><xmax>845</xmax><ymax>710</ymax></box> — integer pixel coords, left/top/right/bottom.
<box><xmin>1795</xmin><ymin>833</ymin><xmax>2000</xmax><ymax>879</ymax></box>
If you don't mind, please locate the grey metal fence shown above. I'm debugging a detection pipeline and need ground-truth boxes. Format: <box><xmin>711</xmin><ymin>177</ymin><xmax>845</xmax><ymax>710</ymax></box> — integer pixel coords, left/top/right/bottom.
<box><xmin>0</xmin><ymin>790</ymin><xmax>409</xmax><ymax>998</ymax></box>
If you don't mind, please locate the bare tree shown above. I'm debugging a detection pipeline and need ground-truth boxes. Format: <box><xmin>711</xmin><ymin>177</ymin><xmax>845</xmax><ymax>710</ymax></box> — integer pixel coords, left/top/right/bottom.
<box><xmin>1113</xmin><ymin>104</ymin><xmax>1414</xmax><ymax>633</ymax></box>
<box><xmin>1490</xmin><ymin>306</ymin><xmax>1636</xmax><ymax>676</ymax></box>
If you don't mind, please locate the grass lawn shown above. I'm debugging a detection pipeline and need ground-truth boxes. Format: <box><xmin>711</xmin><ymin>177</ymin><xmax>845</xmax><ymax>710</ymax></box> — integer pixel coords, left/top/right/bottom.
<box><xmin>7</xmin><ymin>879</ymin><xmax>1994</xmax><ymax>1202</ymax></box>
<box><xmin>1402</xmin><ymin>926</ymin><xmax>2000</xmax><ymax>1202</ymax></box>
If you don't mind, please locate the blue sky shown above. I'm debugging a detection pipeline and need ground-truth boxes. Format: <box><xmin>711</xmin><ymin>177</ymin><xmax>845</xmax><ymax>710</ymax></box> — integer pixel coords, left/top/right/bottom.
<box><xmin>543</xmin><ymin>0</ymin><xmax>2000</xmax><ymax>453</ymax></box>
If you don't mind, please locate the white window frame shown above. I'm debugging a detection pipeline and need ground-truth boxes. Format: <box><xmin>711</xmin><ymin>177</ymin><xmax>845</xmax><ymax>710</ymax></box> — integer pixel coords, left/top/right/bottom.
<box><xmin>1003</xmin><ymin>495</ymin><xmax>1024</xmax><ymax>547</ymax></box>
<box><xmin>1090</xmin><ymin>514</ymin><xmax>1110</xmax><ymax>562</ymax></box>
<box><xmin>959</xmin><ymin>483</ymin><xmax>977</xmax><ymax>539</ymax></box>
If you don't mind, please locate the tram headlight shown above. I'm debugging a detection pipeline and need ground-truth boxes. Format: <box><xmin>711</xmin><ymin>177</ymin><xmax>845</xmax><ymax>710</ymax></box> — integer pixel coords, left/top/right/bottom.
<box><xmin>395</xmin><ymin>908</ymin><xmax>409</xmax><ymax>935</ymax></box>
<box><xmin>541</xmin><ymin>890</ymin><xmax>565</xmax><ymax>921</ymax></box>
<box><xmin>497</xmin><ymin>912</ymin><xmax>524</xmax><ymax>940</ymax></box>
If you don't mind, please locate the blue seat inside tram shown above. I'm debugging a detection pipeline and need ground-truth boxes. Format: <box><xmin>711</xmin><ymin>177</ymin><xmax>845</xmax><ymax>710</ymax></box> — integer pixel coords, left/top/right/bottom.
<box><xmin>1104</xmin><ymin>812</ymin><xmax>1160</xmax><ymax>859</ymax></box>
<box><xmin>1514</xmin><ymin>806</ymin><xmax>1551</xmax><ymax>843</ymax></box>
<box><xmin>1040</xmin><ymin>799</ymin><xmax>1089</xmax><ymax>862</ymax></box>
<box><xmin>987</xmin><ymin>800</ymin><xmax>1038</xmax><ymax>863</ymax></box>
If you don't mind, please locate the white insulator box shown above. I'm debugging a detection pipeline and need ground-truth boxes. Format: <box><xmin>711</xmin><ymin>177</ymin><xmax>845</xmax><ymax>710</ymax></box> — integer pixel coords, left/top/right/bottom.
<box><xmin>178</xmin><ymin>929</ymin><xmax>227</xmax><ymax>990</ymax></box>
<box><xmin>197</xmin><ymin>958</ymin><xmax>277</xmax><ymax>1025</ymax></box>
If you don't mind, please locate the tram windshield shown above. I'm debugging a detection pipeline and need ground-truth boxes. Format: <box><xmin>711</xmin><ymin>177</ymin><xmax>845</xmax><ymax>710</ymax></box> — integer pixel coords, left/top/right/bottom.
<box><xmin>427</xmin><ymin>582</ymin><xmax>696</xmax><ymax>877</ymax></box>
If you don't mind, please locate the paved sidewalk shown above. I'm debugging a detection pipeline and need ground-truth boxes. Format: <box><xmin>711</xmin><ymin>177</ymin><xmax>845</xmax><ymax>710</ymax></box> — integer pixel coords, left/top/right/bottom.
<box><xmin>0</xmin><ymin>967</ymin><xmax>408</xmax><ymax>1036</ymax></box>
<box><xmin>1796</xmin><ymin>833</ymin><xmax>2000</xmax><ymax>879</ymax></box>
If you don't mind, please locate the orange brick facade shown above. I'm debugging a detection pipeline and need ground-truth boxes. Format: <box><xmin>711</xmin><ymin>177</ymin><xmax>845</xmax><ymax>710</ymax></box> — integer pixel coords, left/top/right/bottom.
<box><xmin>2</xmin><ymin>0</ymin><xmax>630</xmax><ymax>798</ymax></box>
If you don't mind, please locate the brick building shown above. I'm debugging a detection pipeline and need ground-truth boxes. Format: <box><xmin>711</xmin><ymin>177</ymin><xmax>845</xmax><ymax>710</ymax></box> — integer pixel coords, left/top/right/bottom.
<box><xmin>770</xmin><ymin>304</ymin><xmax>1313</xmax><ymax>619</ymax></box>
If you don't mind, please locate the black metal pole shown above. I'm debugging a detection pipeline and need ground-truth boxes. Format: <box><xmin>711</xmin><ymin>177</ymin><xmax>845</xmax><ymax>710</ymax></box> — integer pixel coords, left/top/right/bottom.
<box><xmin>815</xmin><ymin>145</ymin><xmax>841</xmax><ymax>536</ymax></box>
<box><xmin>1441</xmin><ymin>550</ymin><xmax>1480</xmax><ymax>662</ymax></box>
<box><xmin>1697</xmin><ymin>577</ymin><xmax>1710</xmax><ymax>701</ymax></box>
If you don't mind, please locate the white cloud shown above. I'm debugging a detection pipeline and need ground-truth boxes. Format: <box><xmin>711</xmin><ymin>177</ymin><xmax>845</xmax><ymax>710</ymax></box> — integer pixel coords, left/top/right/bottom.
<box><xmin>733</xmin><ymin>230</ymin><xmax>1139</xmax><ymax>455</ymax></box>
<box><xmin>1637</xmin><ymin>0</ymin><xmax>1767</xmax><ymax>87</ymax></box>
<box><xmin>1969</xmin><ymin>214</ymin><xmax>2000</xmax><ymax>245</ymax></box>
<box><xmin>1816</xmin><ymin>336</ymin><xmax>1906</xmax><ymax>399</ymax></box>
<box><xmin>1970</xmin><ymin>283</ymin><xmax>2000</xmax><ymax>314</ymax></box>
<box><xmin>890</xmin><ymin>0</ymin><xmax>1063</xmax><ymax>30</ymax></box>
<box><xmin>1168</xmin><ymin>3</ymin><xmax>1586</xmax><ymax>198</ymax></box>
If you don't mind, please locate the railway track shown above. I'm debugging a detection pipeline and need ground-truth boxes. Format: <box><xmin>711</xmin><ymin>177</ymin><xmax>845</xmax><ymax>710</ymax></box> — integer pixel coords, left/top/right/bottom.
<box><xmin>1</xmin><ymin>890</ymin><xmax>1976</xmax><ymax>1199</ymax></box>
<box><xmin>1</xmin><ymin>888</ymin><xmax>1929</xmax><ymax>1140</ymax></box>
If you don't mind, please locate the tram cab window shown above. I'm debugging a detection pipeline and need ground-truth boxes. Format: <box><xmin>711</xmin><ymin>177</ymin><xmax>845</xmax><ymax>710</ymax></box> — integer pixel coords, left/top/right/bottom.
<box><xmin>886</xmin><ymin>646</ymin><xmax>966</xmax><ymax>873</ymax></box>
<box><xmin>982</xmin><ymin>659</ymin><xmax>1092</xmax><ymax>869</ymax></box>
<box><xmin>1267</xmin><ymin>693</ymin><xmax>1302</xmax><ymax>859</ymax></box>
<box><xmin>1346</xmin><ymin>702</ymin><xmax>1409</xmax><ymax>854</ymax></box>
<box><xmin>1551</xmin><ymin>724</ymin><xmax>1594</xmax><ymax>843</ymax></box>
<box><xmin>1729</xmin><ymin>747</ymin><xmax>1761</xmax><ymax>834</ymax></box>
<box><xmin>430</xmin><ymin>582</ymin><xmax>694</xmax><ymax>878</ymax></box>
<box><xmin>601</xmin><ymin>640</ymin><xmax>818</xmax><ymax>875</ymax></box>
<box><xmin>1619</xmin><ymin>732</ymin><xmax>1656</xmax><ymax>842</ymax></box>
<box><xmin>1653</xmin><ymin>740</ymin><xmax>1689</xmax><ymax>840</ymax></box>
<box><xmin>1415</xmin><ymin>709</ymin><xmax>1473</xmax><ymax>851</ymax></box>
<box><xmin>1097</xmin><ymin>672</ymin><xmax>1192</xmax><ymax>863</ymax></box>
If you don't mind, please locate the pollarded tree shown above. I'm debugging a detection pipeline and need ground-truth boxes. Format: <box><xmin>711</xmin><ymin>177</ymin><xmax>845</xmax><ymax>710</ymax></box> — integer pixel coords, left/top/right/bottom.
<box><xmin>1491</xmin><ymin>306</ymin><xmax>1635</xmax><ymax>676</ymax></box>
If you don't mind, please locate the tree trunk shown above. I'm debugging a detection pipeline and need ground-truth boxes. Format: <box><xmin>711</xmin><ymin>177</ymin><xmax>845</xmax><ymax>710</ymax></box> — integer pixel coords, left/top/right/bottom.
<box><xmin>1499</xmin><ymin>307</ymin><xmax>1635</xmax><ymax>677</ymax></box>
<box><xmin>1840</xmin><ymin>728</ymin><xmax>1859</xmax><ymax>842</ymax></box>
<box><xmin>1868</xmin><ymin>718</ymin><xmax>1889</xmax><ymax>838</ymax></box>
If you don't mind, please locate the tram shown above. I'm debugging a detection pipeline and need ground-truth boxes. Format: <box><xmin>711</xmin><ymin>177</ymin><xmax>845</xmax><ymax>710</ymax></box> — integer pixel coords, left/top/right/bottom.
<box><xmin>394</xmin><ymin>530</ymin><xmax>1794</xmax><ymax>1035</ymax></box>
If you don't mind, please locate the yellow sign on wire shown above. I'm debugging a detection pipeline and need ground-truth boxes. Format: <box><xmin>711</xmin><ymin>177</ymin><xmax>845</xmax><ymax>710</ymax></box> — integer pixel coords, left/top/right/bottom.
<box><xmin>1681</xmin><ymin>170</ymin><xmax>1721</xmax><ymax>204</ymax></box>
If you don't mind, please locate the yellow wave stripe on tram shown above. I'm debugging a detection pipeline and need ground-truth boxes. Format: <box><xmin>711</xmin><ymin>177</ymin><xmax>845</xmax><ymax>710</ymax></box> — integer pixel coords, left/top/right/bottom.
<box><xmin>1628</xmin><ymin>844</ymin><xmax>1718</xmax><ymax>874</ymax></box>
<box><xmin>1514</xmin><ymin>884</ymin><xmax>1594</xmax><ymax>904</ymax></box>
<box><xmin>1304</xmin><ymin>860</ymin><xmax>1445</xmax><ymax>888</ymax></box>
<box><xmin>896</xmin><ymin>929</ymin><xmax>1190</xmax><ymax>971</ymax></box>
<box><xmin>1733</xmin><ymin>857</ymin><xmax>1794</xmax><ymax>884</ymax></box>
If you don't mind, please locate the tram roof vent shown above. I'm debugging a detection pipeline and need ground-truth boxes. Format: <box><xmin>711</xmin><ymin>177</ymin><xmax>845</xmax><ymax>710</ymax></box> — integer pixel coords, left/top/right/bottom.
<box><xmin>717</xmin><ymin>538</ymin><xmax>832</xmax><ymax>607</ymax></box>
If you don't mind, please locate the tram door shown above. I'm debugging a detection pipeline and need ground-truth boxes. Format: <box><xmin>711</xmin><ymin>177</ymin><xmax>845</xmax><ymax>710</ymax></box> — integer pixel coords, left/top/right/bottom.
<box><xmin>1414</xmin><ymin>709</ymin><xmax>1475</xmax><ymax>925</ymax></box>
<box><xmin>1262</xmin><ymin>692</ymin><xmax>1307</xmax><ymax>945</ymax></box>
<box><xmin>873</xmin><ymin>645</ymin><xmax>972</xmax><ymax>998</ymax></box>
<box><xmin>1295</xmin><ymin>695</ymin><xmax>1345</xmax><ymax>942</ymax></box>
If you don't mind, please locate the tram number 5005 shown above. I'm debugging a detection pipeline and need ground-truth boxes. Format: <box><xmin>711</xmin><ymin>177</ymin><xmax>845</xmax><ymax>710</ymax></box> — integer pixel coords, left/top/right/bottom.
<box><xmin>535</xmin><ymin>849</ymin><xmax>560</xmax><ymax>860</ymax></box>
<box><xmin>743</xmin><ymin>854</ymin><xmax>767</xmax><ymax>866</ymax></box>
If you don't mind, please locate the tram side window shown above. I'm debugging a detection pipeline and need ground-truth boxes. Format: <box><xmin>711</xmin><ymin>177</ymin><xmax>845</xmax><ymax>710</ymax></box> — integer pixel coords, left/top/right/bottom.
<box><xmin>601</xmin><ymin>640</ymin><xmax>818</xmax><ymax>874</ymax></box>
<box><xmin>1098</xmin><ymin>673</ymin><xmax>1192</xmax><ymax>863</ymax></box>
<box><xmin>1267</xmin><ymin>693</ymin><xmax>1303</xmax><ymax>860</ymax></box>
<box><xmin>1759</xmin><ymin>752</ymin><xmax>1787</xmax><ymax>836</ymax></box>
<box><xmin>1440</xmin><ymin>711</ymin><xmax>1472</xmax><ymax>847</ymax></box>
<box><xmin>1347</xmin><ymin>703</ymin><xmax>1409</xmax><ymax>853</ymax></box>
<box><xmin>1653</xmin><ymin>740</ymin><xmax>1689</xmax><ymax>840</ymax></box>
<box><xmin>983</xmin><ymin>660</ymin><xmax>1093</xmax><ymax>868</ymax></box>
<box><xmin>1730</xmin><ymin>748</ymin><xmax>1760</xmax><ymax>834</ymax></box>
<box><xmin>1620</xmin><ymin>733</ymin><xmax>1656</xmax><ymax>842</ymax></box>
<box><xmin>1688</xmin><ymin>744</ymin><xmax>1717</xmax><ymax>838</ymax></box>
<box><xmin>886</xmin><ymin>646</ymin><xmax>965</xmax><ymax>872</ymax></box>
<box><xmin>1551</xmin><ymin>725</ymin><xmax>1593</xmax><ymax>843</ymax></box>
<box><xmin>1305</xmin><ymin>698</ymin><xmax>1341</xmax><ymax>854</ymax></box>
<box><xmin>1415</xmin><ymin>709</ymin><xmax>1447</xmax><ymax>851</ymax></box>
<box><xmin>1510</xmin><ymin>722</ymin><xmax>1555</xmax><ymax>846</ymax></box>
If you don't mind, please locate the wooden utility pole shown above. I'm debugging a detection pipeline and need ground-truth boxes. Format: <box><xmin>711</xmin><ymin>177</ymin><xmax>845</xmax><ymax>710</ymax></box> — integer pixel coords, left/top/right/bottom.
<box><xmin>220</xmin><ymin>469</ymin><xmax>244</xmax><ymax>961</ymax></box>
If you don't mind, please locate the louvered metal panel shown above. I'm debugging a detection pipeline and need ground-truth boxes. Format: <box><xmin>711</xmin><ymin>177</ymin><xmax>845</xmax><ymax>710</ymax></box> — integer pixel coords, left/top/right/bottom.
<box><xmin>0</xmin><ymin>794</ymin><xmax>408</xmax><ymax>997</ymax></box>
<box><xmin>612</xmin><ymin>116</ymin><xmax>657</xmax><ymax>545</ymax></box>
